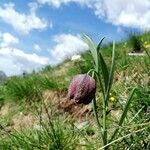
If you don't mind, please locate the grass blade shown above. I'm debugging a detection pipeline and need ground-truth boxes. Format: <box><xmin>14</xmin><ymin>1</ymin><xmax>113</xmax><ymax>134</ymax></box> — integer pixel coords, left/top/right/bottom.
<box><xmin>83</xmin><ymin>34</ymin><xmax>98</xmax><ymax>71</ymax></box>
<box><xmin>109</xmin><ymin>88</ymin><xmax>136</xmax><ymax>142</ymax></box>
<box><xmin>106</xmin><ymin>42</ymin><xmax>115</xmax><ymax>95</ymax></box>
<box><xmin>99</xmin><ymin>124</ymin><xmax>150</xmax><ymax>150</ymax></box>
<box><xmin>99</xmin><ymin>53</ymin><xmax>109</xmax><ymax>92</ymax></box>
<box><xmin>97</xmin><ymin>37</ymin><xmax>105</xmax><ymax>53</ymax></box>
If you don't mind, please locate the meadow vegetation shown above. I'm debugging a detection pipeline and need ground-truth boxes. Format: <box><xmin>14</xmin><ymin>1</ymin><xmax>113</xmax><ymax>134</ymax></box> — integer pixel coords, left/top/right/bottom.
<box><xmin>0</xmin><ymin>32</ymin><xmax>150</xmax><ymax>149</ymax></box>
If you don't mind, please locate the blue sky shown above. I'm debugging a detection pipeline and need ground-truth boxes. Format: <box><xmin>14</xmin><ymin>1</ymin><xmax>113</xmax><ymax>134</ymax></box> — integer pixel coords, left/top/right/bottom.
<box><xmin>0</xmin><ymin>0</ymin><xmax>149</xmax><ymax>76</ymax></box>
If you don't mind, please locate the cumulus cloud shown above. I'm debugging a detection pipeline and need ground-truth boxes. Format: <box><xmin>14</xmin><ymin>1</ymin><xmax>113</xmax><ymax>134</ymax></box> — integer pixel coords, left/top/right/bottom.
<box><xmin>0</xmin><ymin>47</ymin><xmax>49</xmax><ymax>76</ymax></box>
<box><xmin>92</xmin><ymin>0</ymin><xmax>150</xmax><ymax>30</ymax></box>
<box><xmin>0</xmin><ymin>47</ymin><xmax>48</xmax><ymax>65</ymax></box>
<box><xmin>0</xmin><ymin>32</ymin><xmax>49</xmax><ymax>75</ymax></box>
<box><xmin>37</xmin><ymin>0</ymin><xmax>150</xmax><ymax>30</ymax></box>
<box><xmin>0</xmin><ymin>32</ymin><xmax>19</xmax><ymax>47</ymax></box>
<box><xmin>50</xmin><ymin>33</ymin><xmax>88</xmax><ymax>64</ymax></box>
<box><xmin>0</xmin><ymin>32</ymin><xmax>88</xmax><ymax>75</ymax></box>
<box><xmin>37</xmin><ymin>0</ymin><xmax>90</xmax><ymax>8</ymax></box>
<box><xmin>0</xmin><ymin>2</ymin><xmax>48</xmax><ymax>34</ymax></box>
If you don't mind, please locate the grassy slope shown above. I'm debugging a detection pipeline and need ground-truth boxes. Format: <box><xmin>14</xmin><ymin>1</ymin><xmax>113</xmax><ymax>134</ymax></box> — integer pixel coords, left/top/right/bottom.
<box><xmin>0</xmin><ymin>32</ymin><xmax>150</xmax><ymax>149</ymax></box>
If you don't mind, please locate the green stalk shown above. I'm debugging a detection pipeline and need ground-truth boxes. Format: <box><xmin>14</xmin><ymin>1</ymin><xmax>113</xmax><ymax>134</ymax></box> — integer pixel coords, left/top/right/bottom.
<box><xmin>105</xmin><ymin>42</ymin><xmax>115</xmax><ymax>105</ymax></box>
<box><xmin>102</xmin><ymin>99</ymin><xmax>108</xmax><ymax>149</ymax></box>
<box><xmin>91</xmin><ymin>71</ymin><xmax>104</xmax><ymax>143</ymax></box>
<box><xmin>97</xmin><ymin>49</ymin><xmax>108</xmax><ymax>149</ymax></box>
<box><xmin>109</xmin><ymin>88</ymin><xmax>136</xmax><ymax>143</ymax></box>
<box><xmin>99</xmin><ymin>125</ymin><xmax>150</xmax><ymax>150</ymax></box>
<box><xmin>92</xmin><ymin>97</ymin><xmax>104</xmax><ymax>144</ymax></box>
<box><xmin>96</xmin><ymin>43</ymin><xmax>108</xmax><ymax>148</ymax></box>
<box><xmin>84</xmin><ymin>35</ymin><xmax>114</xmax><ymax>149</ymax></box>
<box><xmin>92</xmin><ymin>71</ymin><xmax>105</xmax><ymax>99</ymax></box>
<box><xmin>128</xmin><ymin>106</ymin><xmax>144</xmax><ymax>124</ymax></box>
<box><xmin>84</xmin><ymin>34</ymin><xmax>108</xmax><ymax>148</ymax></box>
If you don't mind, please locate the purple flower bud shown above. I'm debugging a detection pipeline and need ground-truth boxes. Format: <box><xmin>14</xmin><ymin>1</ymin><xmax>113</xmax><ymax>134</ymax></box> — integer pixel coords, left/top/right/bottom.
<box><xmin>68</xmin><ymin>74</ymin><xmax>96</xmax><ymax>105</ymax></box>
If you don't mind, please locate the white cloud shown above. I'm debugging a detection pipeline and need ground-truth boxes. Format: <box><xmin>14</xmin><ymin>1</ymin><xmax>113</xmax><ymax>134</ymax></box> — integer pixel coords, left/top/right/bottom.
<box><xmin>92</xmin><ymin>0</ymin><xmax>150</xmax><ymax>30</ymax></box>
<box><xmin>0</xmin><ymin>47</ymin><xmax>49</xmax><ymax>76</ymax></box>
<box><xmin>0</xmin><ymin>56</ymin><xmax>20</xmax><ymax>76</ymax></box>
<box><xmin>0</xmin><ymin>32</ymin><xmax>49</xmax><ymax>76</ymax></box>
<box><xmin>50</xmin><ymin>33</ymin><xmax>88</xmax><ymax>64</ymax></box>
<box><xmin>0</xmin><ymin>3</ymin><xmax>48</xmax><ymax>34</ymax></box>
<box><xmin>0</xmin><ymin>33</ymin><xmax>88</xmax><ymax>75</ymax></box>
<box><xmin>28</xmin><ymin>2</ymin><xmax>39</xmax><ymax>13</ymax></box>
<box><xmin>0</xmin><ymin>32</ymin><xmax>88</xmax><ymax>75</ymax></box>
<box><xmin>37</xmin><ymin>0</ymin><xmax>150</xmax><ymax>30</ymax></box>
<box><xmin>34</xmin><ymin>44</ymin><xmax>41</xmax><ymax>52</ymax></box>
<box><xmin>0</xmin><ymin>32</ymin><xmax>19</xmax><ymax>47</ymax></box>
<box><xmin>37</xmin><ymin>0</ymin><xmax>91</xmax><ymax>8</ymax></box>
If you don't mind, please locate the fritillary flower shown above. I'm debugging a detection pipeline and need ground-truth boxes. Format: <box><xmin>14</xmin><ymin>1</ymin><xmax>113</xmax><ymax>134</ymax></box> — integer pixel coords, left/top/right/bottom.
<box><xmin>68</xmin><ymin>74</ymin><xmax>96</xmax><ymax>105</ymax></box>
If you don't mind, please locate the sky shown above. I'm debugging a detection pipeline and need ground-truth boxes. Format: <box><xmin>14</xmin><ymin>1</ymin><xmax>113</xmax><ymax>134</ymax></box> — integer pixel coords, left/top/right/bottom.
<box><xmin>0</xmin><ymin>0</ymin><xmax>150</xmax><ymax>76</ymax></box>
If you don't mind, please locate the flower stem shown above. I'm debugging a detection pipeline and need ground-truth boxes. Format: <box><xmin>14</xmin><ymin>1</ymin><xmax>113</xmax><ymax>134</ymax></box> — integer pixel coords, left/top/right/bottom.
<box><xmin>103</xmin><ymin>97</ymin><xmax>108</xmax><ymax>149</ymax></box>
<box><xmin>92</xmin><ymin>97</ymin><xmax>104</xmax><ymax>145</ymax></box>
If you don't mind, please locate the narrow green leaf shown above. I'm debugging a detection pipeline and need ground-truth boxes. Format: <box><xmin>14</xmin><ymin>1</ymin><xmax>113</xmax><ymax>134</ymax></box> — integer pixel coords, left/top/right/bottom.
<box><xmin>97</xmin><ymin>37</ymin><xmax>105</xmax><ymax>52</ymax></box>
<box><xmin>128</xmin><ymin>106</ymin><xmax>144</xmax><ymax>124</ymax></box>
<box><xmin>106</xmin><ymin>42</ymin><xmax>115</xmax><ymax>95</ymax></box>
<box><xmin>99</xmin><ymin>53</ymin><xmax>109</xmax><ymax>92</ymax></box>
<box><xmin>92</xmin><ymin>97</ymin><xmax>103</xmax><ymax>136</ymax></box>
<box><xmin>97</xmin><ymin>38</ymin><xmax>108</xmax><ymax>85</ymax></box>
<box><xmin>109</xmin><ymin>88</ymin><xmax>136</xmax><ymax>142</ymax></box>
<box><xmin>83</xmin><ymin>34</ymin><xmax>98</xmax><ymax>71</ymax></box>
<box><xmin>100</xmin><ymin>124</ymin><xmax>149</xmax><ymax>150</ymax></box>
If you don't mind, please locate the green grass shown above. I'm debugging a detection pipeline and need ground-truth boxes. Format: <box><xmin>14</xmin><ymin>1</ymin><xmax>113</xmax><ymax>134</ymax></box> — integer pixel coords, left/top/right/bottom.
<box><xmin>0</xmin><ymin>118</ymin><xmax>79</xmax><ymax>150</ymax></box>
<box><xmin>3</xmin><ymin>74</ymin><xmax>58</xmax><ymax>103</ymax></box>
<box><xmin>0</xmin><ymin>31</ymin><xmax>150</xmax><ymax>149</ymax></box>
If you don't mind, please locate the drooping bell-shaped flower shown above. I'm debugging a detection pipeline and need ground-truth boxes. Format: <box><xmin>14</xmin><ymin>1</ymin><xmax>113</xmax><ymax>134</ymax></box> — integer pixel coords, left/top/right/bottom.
<box><xmin>68</xmin><ymin>74</ymin><xmax>96</xmax><ymax>105</ymax></box>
